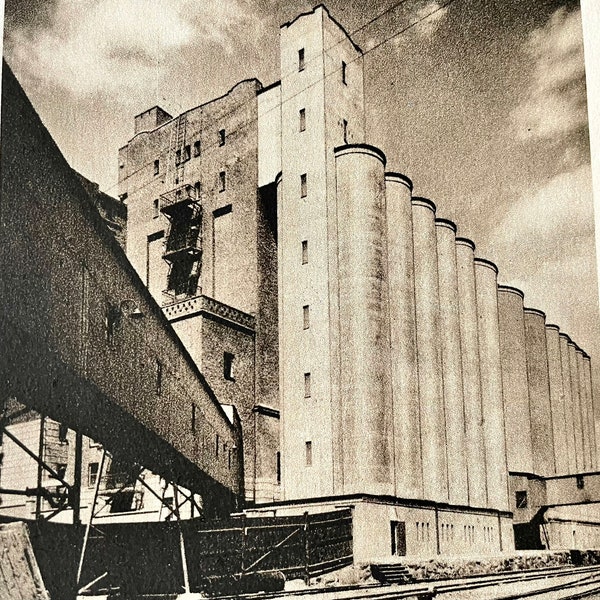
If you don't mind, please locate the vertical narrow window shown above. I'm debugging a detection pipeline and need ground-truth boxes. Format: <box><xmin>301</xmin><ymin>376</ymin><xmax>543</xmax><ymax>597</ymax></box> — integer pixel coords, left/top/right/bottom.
<box><xmin>153</xmin><ymin>198</ymin><xmax>160</xmax><ymax>218</ymax></box>
<box><xmin>301</xmin><ymin>240</ymin><xmax>308</xmax><ymax>264</ymax></box>
<box><xmin>224</xmin><ymin>352</ymin><xmax>235</xmax><ymax>381</ymax></box>
<box><xmin>88</xmin><ymin>462</ymin><xmax>99</xmax><ymax>487</ymax></box>
<box><xmin>215</xmin><ymin>434</ymin><xmax>220</xmax><ymax>457</ymax></box>
<box><xmin>228</xmin><ymin>447</ymin><xmax>232</xmax><ymax>469</ymax></box>
<box><xmin>304</xmin><ymin>372</ymin><xmax>311</xmax><ymax>398</ymax></box>
<box><xmin>153</xmin><ymin>159</ymin><xmax>160</xmax><ymax>176</ymax></box>
<box><xmin>300</xmin><ymin>173</ymin><xmax>307</xmax><ymax>198</ymax></box>
<box><xmin>175</xmin><ymin>149</ymin><xmax>181</xmax><ymax>165</ymax></box>
<box><xmin>305</xmin><ymin>441</ymin><xmax>312</xmax><ymax>466</ymax></box>
<box><xmin>183</xmin><ymin>144</ymin><xmax>191</xmax><ymax>161</ymax></box>
<box><xmin>105</xmin><ymin>305</ymin><xmax>119</xmax><ymax>346</ymax></box>
<box><xmin>194</xmin><ymin>182</ymin><xmax>201</xmax><ymax>200</ymax></box>
<box><xmin>303</xmin><ymin>305</ymin><xmax>310</xmax><ymax>330</ymax></box>
<box><xmin>276</xmin><ymin>451</ymin><xmax>281</xmax><ymax>483</ymax></box>
<box><xmin>193</xmin><ymin>140</ymin><xmax>201</xmax><ymax>156</ymax></box>
<box><xmin>219</xmin><ymin>129</ymin><xmax>226</xmax><ymax>146</ymax></box>
<box><xmin>191</xmin><ymin>404</ymin><xmax>196</xmax><ymax>432</ymax></box>
<box><xmin>298</xmin><ymin>48</ymin><xmax>305</xmax><ymax>71</ymax></box>
<box><xmin>219</xmin><ymin>171</ymin><xmax>226</xmax><ymax>192</ymax></box>
<box><xmin>58</xmin><ymin>423</ymin><xmax>69</xmax><ymax>444</ymax></box>
<box><xmin>343</xmin><ymin>119</ymin><xmax>348</xmax><ymax>144</ymax></box>
<box><xmin>156</xmin><ymin>359</ymin><xmax>163</xmax><ymax>396</ymax></box>
<box><xmin>342</xmin><ymin>60</ymin><xmax>347</xmax><ymax>84</ymax></box>
<box><xmin>299</xmin><ymin>108</ymin><xmax>306</xmax><ymax>132</ymax></box>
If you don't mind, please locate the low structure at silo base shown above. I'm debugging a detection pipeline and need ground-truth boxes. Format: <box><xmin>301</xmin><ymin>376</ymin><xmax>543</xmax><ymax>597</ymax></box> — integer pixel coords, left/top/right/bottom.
<box><xmin>245</xmin><ymin>495</ymin><xmax>515</xmax><ymax>562</ymax></box>
<box><xmin>511</xmin><ymin>471</ymin><xmax>600</xmax><ymax>550</ymax></box>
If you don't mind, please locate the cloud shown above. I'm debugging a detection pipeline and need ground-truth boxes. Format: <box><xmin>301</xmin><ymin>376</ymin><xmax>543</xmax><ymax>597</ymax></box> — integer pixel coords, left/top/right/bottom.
<box><xmin>487</xmin><ymin>163</ymin><xmax>597</xmax><ymax>336</ymax></box>
<box><xmin>6</xmin><ymin>0</ymin><xmax>262</xmax><ymax>98</ymax></box>
<box><xmin>413</xmin><ymin>1</ymin><xmax>449</xmax><ymax>38</ymax></box>
<box><xmin>511</xmin><ymin>7</ymin><xmax>588</xmax><ymax>141</ymax></box>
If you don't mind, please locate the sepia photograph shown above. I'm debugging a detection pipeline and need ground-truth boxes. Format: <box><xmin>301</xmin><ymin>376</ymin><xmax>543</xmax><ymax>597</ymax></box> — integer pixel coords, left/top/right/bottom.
<box><xmin>1</xmin><ymin>0</ymin><xmax>599</xmax><ymax>598</ymax></box>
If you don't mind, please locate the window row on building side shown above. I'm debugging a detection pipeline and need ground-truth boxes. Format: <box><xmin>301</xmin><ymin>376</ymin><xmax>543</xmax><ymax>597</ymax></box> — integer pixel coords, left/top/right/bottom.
<box><xmin>152</xmin><ymin>129</ymin><xmax>228</xmax><ymax>176</ymax></box>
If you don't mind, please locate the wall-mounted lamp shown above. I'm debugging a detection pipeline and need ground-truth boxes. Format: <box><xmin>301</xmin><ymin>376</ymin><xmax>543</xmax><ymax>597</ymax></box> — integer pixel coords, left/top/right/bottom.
<box><xmin>119</xmin><ymin>299</ymin><xmax>144</xmax><ymax>320</ymax></box>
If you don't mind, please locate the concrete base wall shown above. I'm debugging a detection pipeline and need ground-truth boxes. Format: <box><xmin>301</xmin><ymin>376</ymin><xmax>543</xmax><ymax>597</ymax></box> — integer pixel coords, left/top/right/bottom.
<box><xmin>244</xmin><ymin>495</ymin><xmax>514</xmax><ymax>563</ymax></box>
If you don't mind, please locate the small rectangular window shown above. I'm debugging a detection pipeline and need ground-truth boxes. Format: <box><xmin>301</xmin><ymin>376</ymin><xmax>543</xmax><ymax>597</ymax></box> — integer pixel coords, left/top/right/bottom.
<box><xmin>153</xmin><ymin>159</ymin><xmax>160</xmax><ymax>176</ymax></box>
<box><xmin>576</xmin><ymin>475</ymin><xmax>585</xmax><ymax>489</ymax></box>
<box><xmin>175</xmin><ymin>149</ymin><xmax>181</xmax><ymax>165</ymax></box>
<box><xmin>224</xmin><ymin>352</ymin><xmax>235</xmax><ymax>381</ymax></box>
<box><xmin>183</xmin><ymin>144</ymin><xmax>191</xmax><ymax>161</ymax></box>
<box><xmin>276</xmin><ymin>451</ymin><xmax>281</xmax><ymax>483</ymax></box>
<box><xmin>105</xmin><ymin>305</ymin><xmax>119</xmax><ymax>346</ymax></box>
<box><xmin>193</xmin><ymin>140</ymin><xmax>201</xmax><ymax>156</ymax></box>
<box><xmin>301</xmin><ymin>240</ymin><xmax>308</xmax><ymax>264</ymax></box>
<box><xmin>300</xmin><ymin>173</ymin><xmax>307</xmax><ymax>198</ymax></box>
<box><xmin>215</xmin><ymin>434</ymin><xmax>220</xmax><ymax>457</ymax></box>
<box><xmin>153</xmin><ymin>198</ymin><xmax>160</xmax><ymax>218</ymax></box>
<box><xmin>194</xmin><ymin>182</ymin><xmax>201</xmax><ymax>199</ymax></box>
<box><xmin>515</xmin><ymin>490</ymin><xmax>528</xmax><ymax>508</ymax></box>
<box><xmin>305</xmin><ymin>441</ymin><xmax>312</xmax><ymax>466</ymax></box>
<box><xmin>219</xmin><ymin>171</ymin><xmax>226</xmax><ymax>192</ymax></box>
<box><xmin>343</xmin><ymin>119</ymin><xmax>348</xmax><ymax>144</ymax></box>
<box><xmin>298</xmin><ymin>48</ymin><xmax>305</xmax><ymax>71</ymax></box>
<box><xmin>156</xmin><ymin>359</ymin><xmax>163</xmax><ymax>396</ymax></box>
<box><xmin>88</xmin><ymin>462</ymin><xmax>99</xmax><ymax>487</ymax></box>
<box><xmin>58</xmin><ymin>423</ymin><xmax>69</xmax><ymax>444</ymax></box>
<box><xmin>299</xmin><ymin>108</ymin><xmax>306</xmax><ymax>132</ymax></box>
<box><xmin>303</xmin><ymin>305</ymin><xmax>310</xmax><ymax>330</ymax></box>
<box><xmin>191</xmin><ymin>404</ymin><xmax>197</xmax><ymax>432</ymax></box>
<box><xmin>304</xmin><ymin>372</ymin><xmax>311</xmax><ymax>398</ymax></box>
<box><xmin>342</xmin><ymin>60</ymin><xmax>347</xmax><ymax>84</ymax></box>
<box><xmin>219</xmin><ymin>129</ymin><xmax>226</xmax><ymax>146</ymax></box>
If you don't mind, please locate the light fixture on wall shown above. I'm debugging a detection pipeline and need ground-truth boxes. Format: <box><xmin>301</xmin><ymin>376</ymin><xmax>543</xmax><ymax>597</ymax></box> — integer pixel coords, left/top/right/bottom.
<box><xmin>119</xmin><ymin>299</ymin><xmax>144</xmax><ymax>320</ymax></box>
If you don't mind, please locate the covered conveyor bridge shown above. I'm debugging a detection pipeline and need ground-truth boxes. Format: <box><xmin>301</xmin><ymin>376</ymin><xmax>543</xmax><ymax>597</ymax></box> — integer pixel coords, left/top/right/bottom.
<box><xmin>0</xmin><ymin>63</ymin><xmax>242</xmax><ymax>516</ymax></box>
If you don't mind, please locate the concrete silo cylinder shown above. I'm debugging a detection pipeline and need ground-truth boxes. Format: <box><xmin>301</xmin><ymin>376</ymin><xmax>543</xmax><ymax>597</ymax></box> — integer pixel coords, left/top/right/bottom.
<box><xmin>546</xmin><ymin>324</ymin><xmax>568</xmax><ymax>475</ymax></box>
<box><xmin>523</xmin><ymin>308</ymin><xmax>555</xmax><ymax>476</ymax></box>
<box><xmin>474</xmin><ymin>258</ymin><xmax>509</xmax><ymax>511</ymax></box>
<box><xmin>497</xmin><ymin>286</ymin><xmax>533</xmax><ymax>474</ymax></box>
<box><xmin>335</xmin><ymin>144</ymin><xmax>393</xmax><ymax>496</ymax></box>
<box><xmin>455</xmin><ymin>238</ymin><xmax>487</xmax><ymax>508</ymax></box>
<box><xmin>411</xmin><ymin>197</ymin><xmax>448</xmax><ymax>503</ymax></box>
<box><xmin>386</xmin><ymin>172</ymin><xmax>423</xmax><ymax>499</ymax></box>
<box><xmin>568</xmin><ymin>341</ymin><xmax>585</xmax><ymax>471</ymax></box>
<box><xmin>559</xmin><ymin>334</ymin><xmax>577</xmax><ymax>472</ymax></box>
<box><xmin>435</xmin><ymin>218</ymin><xmax>468</xmax><ymax>505</ymax></box>
<box><xmin>583</xmin><ymin>355</ymin><xmax>597</xmax><ymax>469</ymax></box>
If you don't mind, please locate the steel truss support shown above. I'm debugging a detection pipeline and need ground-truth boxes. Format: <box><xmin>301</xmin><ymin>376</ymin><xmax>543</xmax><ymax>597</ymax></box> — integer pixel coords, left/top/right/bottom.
<box><xmin>75</xmin><ymin>458</ymin><xmax>201</xmax><ymax>595</ymax></box>
<box><xmin>0</xmin><ymin>419</ymin><xmax>81</xmax><ymax>522</ymax></box>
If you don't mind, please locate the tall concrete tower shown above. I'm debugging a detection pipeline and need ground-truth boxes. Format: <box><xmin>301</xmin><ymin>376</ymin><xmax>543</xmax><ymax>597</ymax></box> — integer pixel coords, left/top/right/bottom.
<box><xmin>277</xmin><ymin>6</ymin><xmax>371</xmax><ymax>499</ymax></box>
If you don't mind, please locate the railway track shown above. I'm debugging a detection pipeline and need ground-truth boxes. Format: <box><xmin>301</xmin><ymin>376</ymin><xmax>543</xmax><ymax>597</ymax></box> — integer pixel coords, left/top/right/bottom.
<box><xmin>220</xmin><ymin>564</ymin><xmax>600</xmax><ymax>600</ymax></box>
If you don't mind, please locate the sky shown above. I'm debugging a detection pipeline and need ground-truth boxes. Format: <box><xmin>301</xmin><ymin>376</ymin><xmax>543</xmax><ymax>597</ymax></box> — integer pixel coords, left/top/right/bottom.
<box><xmin>3</xmin><ymin>0</ymin><xmax>599</xmax><ymax>403</ymax></box>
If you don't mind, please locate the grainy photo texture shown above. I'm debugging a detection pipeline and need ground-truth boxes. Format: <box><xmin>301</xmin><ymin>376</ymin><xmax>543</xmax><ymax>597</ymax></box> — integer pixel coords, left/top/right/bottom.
<box><xmin>1</xmin><ymin>1</ymin><xmax>599</xmax><ymax>598</ymax></box>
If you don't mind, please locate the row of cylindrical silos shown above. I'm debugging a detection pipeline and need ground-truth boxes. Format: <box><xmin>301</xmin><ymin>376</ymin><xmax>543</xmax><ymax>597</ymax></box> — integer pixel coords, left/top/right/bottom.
<box><xmin>332</xmin><ymin>144</ymin><xmax>596</xmax><ymax>513</ymax></box>
<box><xmin>497</xmin><ymin>287</ymin><xmax>597</xmax><ymax>476</ymax></box>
